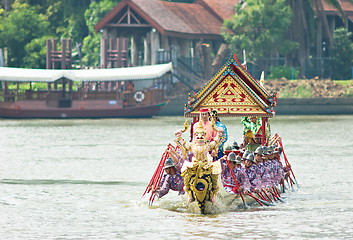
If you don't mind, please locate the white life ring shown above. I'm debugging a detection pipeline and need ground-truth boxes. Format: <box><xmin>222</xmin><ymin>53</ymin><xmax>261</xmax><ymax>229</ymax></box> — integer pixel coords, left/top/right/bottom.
<box><xmin>134</xmin><ymin>91</ymin><xmax>145</xmax><ymax>102</ymax></box>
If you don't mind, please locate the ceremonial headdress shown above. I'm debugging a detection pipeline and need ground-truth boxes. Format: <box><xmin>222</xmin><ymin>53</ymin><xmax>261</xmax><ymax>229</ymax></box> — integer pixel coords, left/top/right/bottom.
<box><xmin>244</xmin><ymin>130</ymin><xmax>254</xmax><ymax>138</ymax></box>
<box><xmin>194</xmin><ymin>120</ymin><xmax>206</xmax><ymax>134</ymax></box>
<box><xmin>210</xmin><ymin>110</ymin><xmax>220</xmax><ymax>122</ymax></box>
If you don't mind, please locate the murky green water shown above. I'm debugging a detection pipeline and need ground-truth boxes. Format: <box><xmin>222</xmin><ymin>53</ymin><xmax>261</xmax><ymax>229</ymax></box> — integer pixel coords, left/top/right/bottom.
<box><xmin>1</xmin><ymin>115</ymin><xmax>352</xmax><ymax>239</ymax></box>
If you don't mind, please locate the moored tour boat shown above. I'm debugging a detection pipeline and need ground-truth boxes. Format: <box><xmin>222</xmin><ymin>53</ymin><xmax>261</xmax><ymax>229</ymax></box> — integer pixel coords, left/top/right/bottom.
<box><xmin>0</xmin><ymin>63</ymin><xmax>172</xmax><ymax>119</ymax></box>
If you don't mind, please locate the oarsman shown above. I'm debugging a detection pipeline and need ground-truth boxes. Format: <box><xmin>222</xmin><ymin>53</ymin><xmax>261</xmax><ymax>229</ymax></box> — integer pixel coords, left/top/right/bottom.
<box><xmin>234</xmin><ymin>155</ymin><xmax>251</xmax><ymax>195</ymax></box>
<box><xmin>153</xmin><ymin>157</ymin><xmax>185</xmax><ymax>198</ymax></box>
<box><xmin>253</xmin><ymin>146</ymin><xmax>272</xmax><ymax>191</ymax></box>
<box><xmin>263</xmin><ymin>146</ymin><xmax>279</xmax><ymax>191</ymax></box>
<box><xmin>266</xmin><ymin>145</ymin><xmax>285</xmax><ymax>186</ymax></box>
<box><xmin>241</xmin><ymin>150</ymin><xmax>251</xmax><ymax>167</ymax></box>
<box><xmin>167</xmin><ymin>145</ymin><xmax>192</xmax><ymax>165</ymax></box>
<box><xmin>274</xmin><ymin>145</ymin><xmax>291</xmax><ymax>179</ymax></box>
<box><xmin>232</xmin><ymin>141</ymin><xmax>240</xmax><ymax>150</ymax></box>
<box><xmin>221</xmin><ymin>152</ymin><xmax>250</xmax><ymax>195</ymax></box>
<box><xmin>242</xmin><ymin>153</ymin><xmax>260</xmax><ymax>192</ymax></box>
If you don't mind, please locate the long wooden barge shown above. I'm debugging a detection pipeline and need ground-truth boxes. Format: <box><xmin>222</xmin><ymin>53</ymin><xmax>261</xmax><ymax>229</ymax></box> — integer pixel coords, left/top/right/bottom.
<box><xmin>0</xmin><ymin>63</ymin><xmax>172</xmax><ymax>118</ymax></box>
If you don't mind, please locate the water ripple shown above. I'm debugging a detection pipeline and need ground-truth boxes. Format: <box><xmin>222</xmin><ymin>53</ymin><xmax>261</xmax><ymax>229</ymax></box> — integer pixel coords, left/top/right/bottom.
<box><xmin>0</xmin><ymin>179</ymin><xmax>145</xmax><ymax>186</ymax></box>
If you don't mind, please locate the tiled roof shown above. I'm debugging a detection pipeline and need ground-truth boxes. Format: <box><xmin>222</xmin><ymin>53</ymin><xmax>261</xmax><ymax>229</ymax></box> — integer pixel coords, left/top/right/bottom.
<box><xmin>196</xmin><ymin>0</ymin><xmax>239</xmax><ymax>20</ymax></box>
<box><xmin>160</xmin><ymin>1</ymin><xmax>223</xmax><ymax>35</ymax></box>
<box><xmin>95</xmin><ymin>0</ymin><xmax>225</xmax><ymax>38</ymax></box>
<box><xmin>320</xmin><ymin>0</ymin><xmax>353</xmax><ymax>15</ymax></box>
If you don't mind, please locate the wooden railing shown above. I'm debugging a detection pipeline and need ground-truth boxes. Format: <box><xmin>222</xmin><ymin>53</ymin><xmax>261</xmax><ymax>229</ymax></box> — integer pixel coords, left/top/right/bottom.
<box><xmin>1</xmin><ymin>88</ymin><xmax>166</xmax><ymax>107</ymax></box>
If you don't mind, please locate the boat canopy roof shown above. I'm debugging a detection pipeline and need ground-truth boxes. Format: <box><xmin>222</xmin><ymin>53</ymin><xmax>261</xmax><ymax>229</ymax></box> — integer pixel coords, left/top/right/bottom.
<box><xmin>0</xmin><ymin>62</ymin><xmax>172</xmax><ymax>83</ymax></box>
<box><xmin>184</xmin><ymin>53</ymin><xmax>277</xmax><ymax>118</ymax></box>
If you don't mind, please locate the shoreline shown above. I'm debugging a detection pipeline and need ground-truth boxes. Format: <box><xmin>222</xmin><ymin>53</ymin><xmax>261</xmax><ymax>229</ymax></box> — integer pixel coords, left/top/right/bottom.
<box><xmin>159</xmin><ymin>97</ymin><xmax>353</xmax><ymax>116</ymax></box>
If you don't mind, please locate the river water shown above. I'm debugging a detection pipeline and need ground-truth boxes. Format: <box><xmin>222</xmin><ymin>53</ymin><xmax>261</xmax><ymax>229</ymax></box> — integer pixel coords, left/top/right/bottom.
<box><xmin>0</xmin><ymin>115</ymin><xmax>352</xmax><ymax>239</ymax></box>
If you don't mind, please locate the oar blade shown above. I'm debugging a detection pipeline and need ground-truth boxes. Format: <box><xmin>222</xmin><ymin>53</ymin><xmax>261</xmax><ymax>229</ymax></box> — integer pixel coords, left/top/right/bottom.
<box><xmin>259</xmin><ymin>198</ymin><xmax>274</xmax><ymax>206</ymax></box>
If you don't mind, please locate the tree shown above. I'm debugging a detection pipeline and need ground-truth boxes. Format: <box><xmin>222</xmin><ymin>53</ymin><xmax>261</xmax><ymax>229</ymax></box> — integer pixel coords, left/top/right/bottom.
<box><xmin>23</xmin><ymin>36</ymin><xmax>51</xmax><ymax>68</ymax></box>
<box><xmin>286</xmin><ymin>0</ymin><xmax>353</xmax><ymax>77</ymax></box>
<box><xmin>331</xmin><ymin>27</ymin><xmax>353</xmax><ymax>79</ymax></box>
<box><xmin>222</xmin><ymin>0</ymin><xmax>298</xmax><ymax>71</ymax></box>
<box><xmin>0</xmin><ymin>0</ymin><xmax>49</xmax><ymax>67</ymax></box>
<box><xmin>81</xmin><ymin>0</ymin><xmax>119</xmax><ymax>66</ymax></box>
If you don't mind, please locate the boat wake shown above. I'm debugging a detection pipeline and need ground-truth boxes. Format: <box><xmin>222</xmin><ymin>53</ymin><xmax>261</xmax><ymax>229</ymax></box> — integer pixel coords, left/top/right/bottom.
<box><xmin>0</xmin><ymin>179</ymin><xmax>145</xmax><ymax>186</ymax></box>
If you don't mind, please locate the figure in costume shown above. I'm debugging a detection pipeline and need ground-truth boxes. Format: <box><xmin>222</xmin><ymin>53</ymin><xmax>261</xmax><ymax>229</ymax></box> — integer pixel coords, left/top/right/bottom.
<box><xmin>241</xmin><ymin>116</ymin><xmax>262</xmax><ymax>136</ymax></box>
<box><xmin>210</xmin><ymin>110</ymin><xmax>228</xmax><ymax>159</ymax></box>
<box><xmin>193</xmin><ymin>108</ymin><xmax>217</xmax><ymax>142</ymax></box>
<box><xmin>174</xmin><ymin>119</ymin><xmax>224</xmax><ymax>213</ymax></box>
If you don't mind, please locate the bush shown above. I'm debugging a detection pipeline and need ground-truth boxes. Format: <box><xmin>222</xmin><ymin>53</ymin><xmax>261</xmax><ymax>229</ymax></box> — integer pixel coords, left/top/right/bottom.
<box><xmin>331</xmin><ymin>28</ymin><xmax>353</xmax><ymax>80</ymax></box>
<box><xmin>267</xmin><ymin>65</ymin><xmax>299</xmax><ymax>80</ymax></box>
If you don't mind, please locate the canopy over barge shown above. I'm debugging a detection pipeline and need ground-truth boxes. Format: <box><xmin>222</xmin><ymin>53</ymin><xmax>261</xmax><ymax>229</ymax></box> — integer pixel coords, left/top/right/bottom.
<box><xmin>184</xmin><ymin>53</ymin><xmax>277</xmax><ymax>118</ymax></box>
<box><xmin>184</xmin><ymin>53</ymin><xmax>277</xmax><ymax>145</ymax></box>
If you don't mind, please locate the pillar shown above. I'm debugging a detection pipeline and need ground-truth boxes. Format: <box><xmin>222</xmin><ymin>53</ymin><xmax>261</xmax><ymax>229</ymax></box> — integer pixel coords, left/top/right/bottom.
<box><xmin>150</xmin><ymin>29</ymin><xmax>160</xmax><ymax>65</ymax></box>
<box><xmin>131</xmin><ymin>34</ymin><xmax>139</xmax><ymax>66</ymax></box>
<box><xmin>144</xmin><ymin>32</ymin><xmax>151</xmax><ymax>65</ymax></box>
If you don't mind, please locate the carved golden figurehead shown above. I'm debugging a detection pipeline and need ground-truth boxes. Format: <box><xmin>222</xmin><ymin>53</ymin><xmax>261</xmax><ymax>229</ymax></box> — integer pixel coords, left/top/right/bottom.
<box><xmin>194</xmin><ymin>120</ymin><xmax>207</xmax><ymax>145</ymax></box>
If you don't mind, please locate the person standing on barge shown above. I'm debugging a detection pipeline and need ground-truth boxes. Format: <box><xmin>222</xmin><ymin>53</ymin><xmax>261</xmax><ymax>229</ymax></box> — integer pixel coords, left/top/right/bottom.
<box><xmin>210</xmin><ymin>110</ymin><xmax>228</xmax><ymax>159</ymax></box>
<box><xmin>193</xmin><ymin>108</ymin><xmax>217</xmax><ymax>142</ymax></box>
<box><xmin>245</xmin><ymin>133</ymin><xmax>262</xmax><ymax>152</ymax></box>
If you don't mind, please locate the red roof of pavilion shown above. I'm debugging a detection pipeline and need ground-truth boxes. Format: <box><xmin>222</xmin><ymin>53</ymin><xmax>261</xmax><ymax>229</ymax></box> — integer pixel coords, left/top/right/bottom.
<box><xmin>95</xmin><ymin>0</ymin><xmax>227</xmax><ymax>39</ymax></box>
<box><xmin>184</xmin><ymin>52</ymin><xmax>277</xmax><ymax>118</ymax></box>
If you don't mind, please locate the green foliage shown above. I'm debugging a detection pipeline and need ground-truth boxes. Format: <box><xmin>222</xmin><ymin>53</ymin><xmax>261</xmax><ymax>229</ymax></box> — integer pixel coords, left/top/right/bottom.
<box><xmin>330</xmin><ymin>27</ymin><xmax>353</xmax><ymax>80</ymax></box>
<box><xmin>0</xmin><ymin>0</ymin><xmax>50</xmax><ymax>67</ymax></box>
<box><xmin>81</xmin><ymin>0</ymin><xmax>119</xmax><ymax>66</ymax></box>
<box><xmin>280</xmin><ymin>82</ymin><xmax>314</xmax><ymax>98</ymax></box>
<box><xmin>334</xmin><ymin>80</ymin><xmax>353</xmax><ymax>86</ymax></box>
<box><xmin>24</xmin><ymin>36</ymin><xmax>53</xmax><ymax>68</ymax></box>
<box><xmin>222</xmin><ymin>0</ymin><xmax>298</xmax><ymax>70</ymax></box>
<box><xmin>268</xmin><ymin>65</ymin><xmax>299</xmax><ymax>80</ymax></box>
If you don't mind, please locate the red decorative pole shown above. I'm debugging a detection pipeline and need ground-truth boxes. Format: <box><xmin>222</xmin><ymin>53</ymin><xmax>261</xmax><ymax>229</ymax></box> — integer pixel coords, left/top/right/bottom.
<box><xmin>261</xmin><ymin>117</ymin><xmax>266</xmax><ymax>146</ymax></box>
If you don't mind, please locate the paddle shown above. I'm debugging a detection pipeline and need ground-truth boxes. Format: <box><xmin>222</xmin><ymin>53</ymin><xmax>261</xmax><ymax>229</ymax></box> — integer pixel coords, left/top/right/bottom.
<box><xmin>225</xmin><ymin>158</ymin><xmax>248</xmax><ymax>209</ymax></box>
<box><xmin>141</xmin><ymin>144</ymin><xmax>173</xmax><ymax>204</ymax></box>
<box><xmin>270</xmin><ymin>188</ymin><xmax>286</xmax><ymax>203</ymax></box>
<box><xmin>262</xmin><ymin>189</ymin><xmax>273</xmax><ymax>203</ymax></box>
<box><xmin>149</xmin><ymin>151</ymin><xmax>169</xmax><ymax>204</ymax></box>
<box><xmin>246</xmin><ymin>192</ymin><xmax>263</xmax><ymax>206</ymax></box>
<box><xmin>274</xmin><ymin>186</ymin><xmax>282</xmax><ymax>198</ymax></box>
<box><xmin>257</xmin><ymin>191</ymin><xmax>269</xmax><ymax>202</ymax></box>
<box><xmin>278</xmin><ymin>140</ymin><xmax>300</xmax><ymax>190</ymax></box>
<box><xmin>248</xmin><ymin>192</ymin><xmax>274</xmax><ymax>207</ymax></box>
<box><xmin>149</xmin><ymin>144</ymin><xmax>179</xmax><ymax>205</ymax></box>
